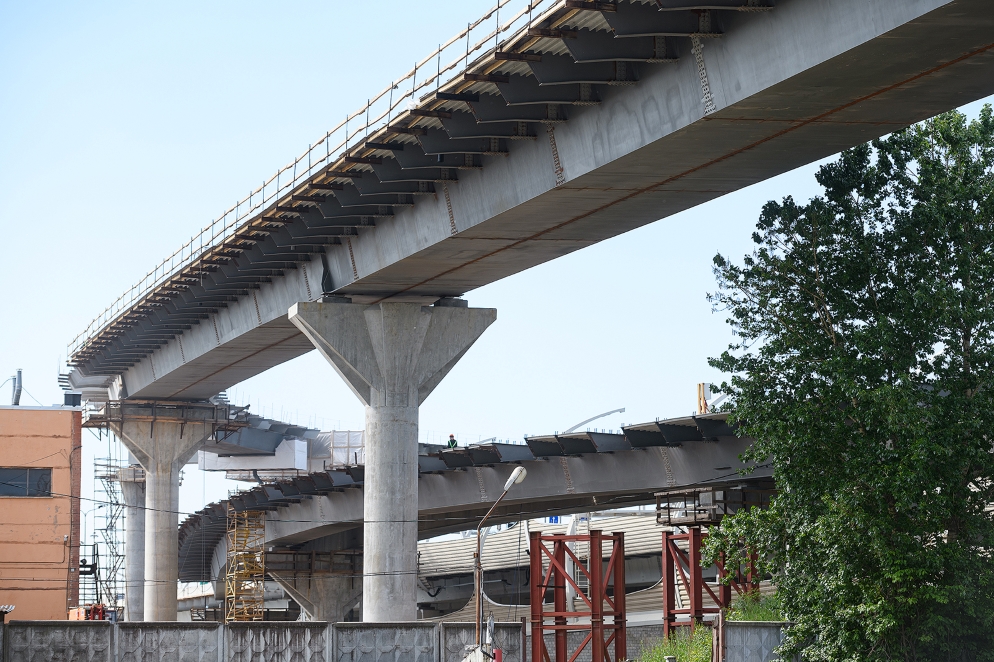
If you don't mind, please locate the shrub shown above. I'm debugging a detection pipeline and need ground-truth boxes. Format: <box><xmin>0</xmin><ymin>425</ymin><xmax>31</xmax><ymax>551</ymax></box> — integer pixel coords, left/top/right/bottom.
<box><xmin>726</xmin><ymin>592</ymin><xmax>783</xmax><ymax>622</ymax></box>
<box><xmin>638</xmin><ymin>627</ymin><xmax>712</xmax><ymax>662</ymax></box>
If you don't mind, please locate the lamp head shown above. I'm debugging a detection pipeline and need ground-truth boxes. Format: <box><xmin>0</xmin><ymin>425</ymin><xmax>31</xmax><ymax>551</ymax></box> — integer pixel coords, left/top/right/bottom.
<box><xmin>503</xmin><ymin>466</ymin><xmax>527</xmax><ymax>492</ymax></box>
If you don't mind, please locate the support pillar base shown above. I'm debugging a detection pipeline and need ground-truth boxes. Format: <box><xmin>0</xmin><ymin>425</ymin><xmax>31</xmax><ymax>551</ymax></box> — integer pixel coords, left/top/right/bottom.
<box><xmin>107</xmin><ymin>400</ymin><xmax>244</xmax><ymax>621</ymax></box>
<box><xmin>289</xmin><ymin>300</ymin><xmax>496</xmax><ymax>621</ymax></box>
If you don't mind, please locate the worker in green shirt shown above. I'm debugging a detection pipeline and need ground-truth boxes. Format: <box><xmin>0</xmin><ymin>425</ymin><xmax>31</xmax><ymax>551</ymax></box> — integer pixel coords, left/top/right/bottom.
<box><xmin>448</xmin><ymin>434</ymin><xmax>458</xmax><ymax>448</ymax></box>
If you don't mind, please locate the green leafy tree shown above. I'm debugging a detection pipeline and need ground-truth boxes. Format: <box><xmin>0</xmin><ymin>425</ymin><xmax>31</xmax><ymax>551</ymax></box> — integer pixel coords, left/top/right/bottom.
<box><xmin>702</xmin><ymin>107</ymin><xmax>994</xmax><ymax>661</ymax></box>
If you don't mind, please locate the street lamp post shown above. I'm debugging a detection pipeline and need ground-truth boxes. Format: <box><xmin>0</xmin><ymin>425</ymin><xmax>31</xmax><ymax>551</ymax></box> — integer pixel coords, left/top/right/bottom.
<box><xmin>475</xmin><ymin>465</ymin><xmax>527</xmax><ymax>649</ymax></box>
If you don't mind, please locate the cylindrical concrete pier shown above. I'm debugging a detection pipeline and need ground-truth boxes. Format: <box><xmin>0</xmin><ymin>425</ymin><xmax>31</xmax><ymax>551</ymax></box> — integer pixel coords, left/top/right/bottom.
<box><xmin>119</xmin><ymin>474</ymin><xmax>146</xmax><ymax>622</ymax></box>
<box><xmin>363</xmin><ymin>402</ymin><xmax>419</xmax><ymax>621</ymax></box>
<box><xmin>143</xmin><ymin>465</ymin><xmax>180</xmax><ymax>621</ymax></box>
<box><xmin>288</xmin><ymin>300</ymin><xmax>497</xmax><ymax>621</ymax></box>
<box><xmin>110</xmin><ymin>401</ymin><xmax>226</xmax><ymax>621</ymax></box>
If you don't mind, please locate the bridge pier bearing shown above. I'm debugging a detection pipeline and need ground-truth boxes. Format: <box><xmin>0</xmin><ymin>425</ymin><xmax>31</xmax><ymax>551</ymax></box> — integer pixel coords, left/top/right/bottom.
<box><xmin>289</xmin><ymin>299</ymin><xmax>496</xmax><ymax>621</ymax></box>
<box><xmin>105</xmin><ymin>400</ymin><xmax>241</xmax><ymax>621</ymax></box>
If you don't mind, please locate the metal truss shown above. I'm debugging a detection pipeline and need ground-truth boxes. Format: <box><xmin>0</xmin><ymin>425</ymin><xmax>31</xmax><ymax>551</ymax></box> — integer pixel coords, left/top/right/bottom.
<box><xmin>530</xmin><ymin>529</ymin><xmax>626</xmax><ymax>662</ymax></box>
<box><xmin>661</xmin><ymin>526</ymin><xmax>759</xmax><ymax>637</ymax></box>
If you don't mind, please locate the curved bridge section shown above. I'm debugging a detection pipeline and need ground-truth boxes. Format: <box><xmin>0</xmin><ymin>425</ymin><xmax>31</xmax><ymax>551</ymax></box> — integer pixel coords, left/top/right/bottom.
<box><xmin>178</xmin><ymin>412</ymin><xmax>771</xmax><ymax>581</ymax></box>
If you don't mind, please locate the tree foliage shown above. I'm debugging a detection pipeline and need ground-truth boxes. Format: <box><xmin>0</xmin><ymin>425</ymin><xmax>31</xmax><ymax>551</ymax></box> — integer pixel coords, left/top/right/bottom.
<box><xmin>702</xmin><ymin>107</ymin><xmax>994</xmax><ymax>660</ymax></box>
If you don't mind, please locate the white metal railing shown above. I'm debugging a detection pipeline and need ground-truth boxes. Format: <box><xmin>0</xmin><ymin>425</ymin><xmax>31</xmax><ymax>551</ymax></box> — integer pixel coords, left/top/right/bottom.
<box><xmin>69</xmin><ymin>0</ymin><xmax>561</xmax><ymax>359</ymax></box>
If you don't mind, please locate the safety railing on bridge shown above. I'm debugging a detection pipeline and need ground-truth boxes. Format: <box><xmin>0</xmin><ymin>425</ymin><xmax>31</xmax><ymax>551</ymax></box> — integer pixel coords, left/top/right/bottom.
<box><xmin>67</xmin><ymin>0</ymin><xmax>560</xmax><ymax>360</ymax></box>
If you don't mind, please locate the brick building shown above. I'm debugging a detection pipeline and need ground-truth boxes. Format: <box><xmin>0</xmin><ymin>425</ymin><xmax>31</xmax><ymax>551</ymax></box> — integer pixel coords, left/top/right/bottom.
<box><xmin>0</xmin><ymin>405</ymin><xmax>82</xmax><ymax>620</ymax></box>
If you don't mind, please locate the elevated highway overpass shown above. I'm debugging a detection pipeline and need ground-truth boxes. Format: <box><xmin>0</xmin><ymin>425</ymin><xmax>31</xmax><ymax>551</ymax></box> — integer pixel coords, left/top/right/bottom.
<box><xmin>176</xmin><ymin>413</ymin><xmax>770</xmax><ymax>621</ymax></box>
<box><xmin>68</xmin><ymin>0</ymin><xmax>994</xmax><ymax>401</ymax></box>
<box><xmin>67</xmin><ymin>0</ymin><xmax>994</xmax><ymax>622</ymax></box>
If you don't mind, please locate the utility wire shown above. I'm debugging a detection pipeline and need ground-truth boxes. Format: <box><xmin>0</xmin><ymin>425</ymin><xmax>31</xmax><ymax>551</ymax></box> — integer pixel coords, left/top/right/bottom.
<box><xmin>0</xmin><ymin>473</ymin><xmax>752</xmax><ymax>526</ymax></box>
<box><xmin>0</xmin><ymin>461</ymin><xmax>772</xmax><ymax>524</ymax></box>
<box><xmin>0</xmin><ymin>478</ymin><xmax>612</xmax><ymax>524</ymax></box>
<box><xmin>20</xmin><ymin>386</ymin><xmax>45</xmax><ymax>406</ymax></box>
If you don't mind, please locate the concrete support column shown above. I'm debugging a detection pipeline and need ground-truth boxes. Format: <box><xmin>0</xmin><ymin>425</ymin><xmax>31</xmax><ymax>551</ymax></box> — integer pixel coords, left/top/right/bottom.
<box><xmin>119</xmin><ymin>468</ymin><xmax>146</xmax><ymax>621</ymax></box>
<box><xmin>110</xmin><ymin>402</ymin><xmax>225</xmax><ymax>621</ymax></box>
<box><xmin>289</xmin><ymin>300</ymin><xmax>496</xmax><ymax>621</ymax></box>
<box><xmin>270</xmin><ymin>573</ymin><xmax>363</xmax><ymax>622</ymax></box>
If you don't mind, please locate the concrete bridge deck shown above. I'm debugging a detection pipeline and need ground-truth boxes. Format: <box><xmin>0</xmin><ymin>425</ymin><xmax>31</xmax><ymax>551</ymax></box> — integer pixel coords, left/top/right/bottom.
<box><xmin>177</xmin><ymin>412</ymin><xmax>770</xmax><ymax>581</ymax></box>
<box><xmin>67</xmin><ymin>0</ymin><xmax>994</xmax><ymax>400</ymax></box>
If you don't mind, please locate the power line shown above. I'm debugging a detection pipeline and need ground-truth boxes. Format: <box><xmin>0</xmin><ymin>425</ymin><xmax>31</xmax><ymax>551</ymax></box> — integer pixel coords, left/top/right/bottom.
<box><xmin>0</xmin><ymin>478</ymin><xmax>619</xmax><ymax>524</ymax></box>
<box><xmin>19</xmin><ymin>386</ymin><xmax>46</xmax><ymax>407</ymax></box>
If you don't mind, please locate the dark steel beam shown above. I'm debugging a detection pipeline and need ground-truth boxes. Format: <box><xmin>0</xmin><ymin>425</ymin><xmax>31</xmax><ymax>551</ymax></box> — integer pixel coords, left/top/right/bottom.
<box><xmin>371</xmin><ymin>158</ymin><xmax>457</xmax><ymax>184</ymax></box>
<box><xmin>603</xmin><ymin>4</ymin><xmax>720</xmax><ymax>37</ymax></box>
<box><xmin>440</xmin><ymin>112</ymin><xmax>537</xmax><ymax>139</ymax></box>
<box><xmin>528</xmin><ymin>54</ymin><xmax>640</xmax><ymax>85</ymax></box>
<box><xmin>565</xmin><ymin>31</ymin><xmax>676</xmax><ymax>63</ymax></box>
<box><xmin>314</xmin><ymin>199</ymin><xmax>395</xmax><ymax>219</ymax></box>
<box><xmin>333</xmin><ymin>184</ymin><xmax>414</xmax><ymax>208</ymax></box>
<box><xmin>352</xmin><ymin>176</ymin><xmax>436</xmax><ymax>196</ymax></box>
<box><xmin>417</xmin><ymin>129</ymin><xmax>509</xmax><ymax>155</ymax></box>
<box><xmin>468</xmin><ymin>94</ymin><xmax>568</xmax><ymax>123</ymax></box>
<box><xmin>496</xmin><ymin>75</ymin><xmax>601</xmax><ymax>105</ymax></box>
<box><xmin>392</xmin><ymin>146</ymin><xmax>482</xmax><ymax>170</ymax></box>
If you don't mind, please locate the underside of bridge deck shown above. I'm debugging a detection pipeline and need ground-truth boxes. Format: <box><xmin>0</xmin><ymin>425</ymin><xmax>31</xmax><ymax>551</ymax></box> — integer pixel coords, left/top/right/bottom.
<box><xmin>69</xmin><ymin>0</ymin><xmax>994</xmax><ymax>400</ymax></box>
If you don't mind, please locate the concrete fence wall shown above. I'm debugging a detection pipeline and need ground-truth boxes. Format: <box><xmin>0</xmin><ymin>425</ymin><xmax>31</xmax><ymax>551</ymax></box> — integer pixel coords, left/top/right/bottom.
<box><xmin>0</xmin><ymin>619</ymin><xmax>782</xmax><ymax>662</ymax></box>
<box><xmin>0</xmin><ymin>621</ymin><xmax>526</xmax><ymax>662</ymax></box>
<box><xmin>723</xmin><ymin>622</ymin><xmax>795</xmax><ymax>662</ymax></box>
<box><xmin>526</xmin><ymin>624</ymin><xmax>665</xmax><ymax>662</ymax></box>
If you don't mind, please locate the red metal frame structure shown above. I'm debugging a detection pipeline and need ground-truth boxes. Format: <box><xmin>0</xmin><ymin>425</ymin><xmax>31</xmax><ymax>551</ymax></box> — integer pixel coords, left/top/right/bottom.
<box><xmin>530</xmin><ymin>530</ymin><xmax>626</xmax><ymax>662</ymax></box>
<box><xmin>662</xmin><ymin>527</ymin><xmax>760</xmax><ymax>636</ymax></box>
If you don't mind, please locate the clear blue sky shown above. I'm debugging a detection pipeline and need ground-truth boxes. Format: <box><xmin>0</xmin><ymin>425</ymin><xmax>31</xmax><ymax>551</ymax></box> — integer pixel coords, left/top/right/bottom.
<box><xmin>2</xmin><ymin>2</ymin><xmax>991</xmax><ymax>518</ymax></box>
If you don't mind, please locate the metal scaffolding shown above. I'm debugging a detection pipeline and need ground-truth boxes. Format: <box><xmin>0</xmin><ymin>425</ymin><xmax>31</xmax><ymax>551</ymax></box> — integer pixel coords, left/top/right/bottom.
<box><xmin>78</xmin><ymin>430</ymin><xmax>126</xmax><ymax>616</ymax></box>
<box><xmin>224</xmin><ymin>505</ymin><xmax>266</xmax><ymax>622</ymax></box>
<box><xmin>94</xmin><ymin>454</ymin><xmax>126</xmax><ymax>613</ymax></box>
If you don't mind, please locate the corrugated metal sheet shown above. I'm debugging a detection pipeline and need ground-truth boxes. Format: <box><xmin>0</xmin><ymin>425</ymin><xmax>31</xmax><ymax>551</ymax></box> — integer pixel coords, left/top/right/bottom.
<box><xmin>557</xmin><ymin>12</ymin><xmax>614</xmax><ymax>33</ymax></box>
<box><xmin>418</xmin><ymin>514</ymin><xmax>663</xmax><ymax>578</ymax></box>
<box><xmin>491</xmin><ymin>61</ymin><xmax>535</xmax><ymax>77</ymax></box>
<box><xmin>529</xmin><ymin>38</ymin><xmax>571</xmax><ymax>56</ymax></box>
<box><xmin>462</xmin><ymin>81</ymin><xmax>502</xmax><ymax>96</ymax></box>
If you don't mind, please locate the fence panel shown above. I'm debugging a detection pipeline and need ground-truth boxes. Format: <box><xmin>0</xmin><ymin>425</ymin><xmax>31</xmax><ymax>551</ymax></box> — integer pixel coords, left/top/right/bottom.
<box><xmin>334</xmin><ymin>623</ymin><xmax>437</xmax><ymax>662</ymax></box>
<box><xmin>4</xmin><ymin>620</ymin><xmax>113</xmax><ymax>662</ymax></box>
<box><xmin>439</xmin><ymin>623</ymin><xmax>522</xmax><ymax>662</ymax></box>
<box><xmin>117</xmin><ymin>622</ymin><xmax>220</xmax><ymax>662</ymax></box>
<box><xmin>724</xmin><ymin>622</ymin><xmax>794</xmax><ymax>662</ymax></box>
<box><xmin>226</xmin><ymin>622</ymin><xmax>330</xmax><ymax>662</ymax></box>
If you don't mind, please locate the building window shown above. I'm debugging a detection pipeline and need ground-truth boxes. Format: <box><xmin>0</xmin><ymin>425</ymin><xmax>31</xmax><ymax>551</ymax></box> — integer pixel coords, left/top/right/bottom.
<box><xmin>0</xmin><ymin>468</ymin><xmax>52</xmax><ymax>497</ymax></box>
